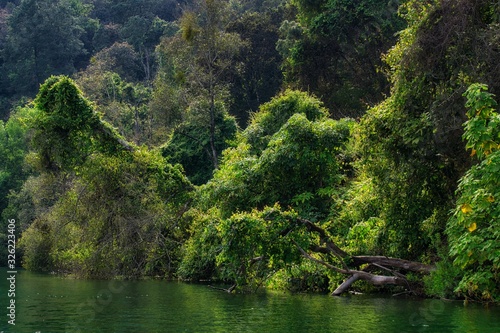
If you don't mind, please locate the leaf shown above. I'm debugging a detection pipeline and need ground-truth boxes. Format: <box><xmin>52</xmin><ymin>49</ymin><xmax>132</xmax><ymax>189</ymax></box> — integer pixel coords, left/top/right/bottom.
<box><xmin>468</xmin><ymin>222</ymin><xmax>477</xmax><ymax>232</ymax></box>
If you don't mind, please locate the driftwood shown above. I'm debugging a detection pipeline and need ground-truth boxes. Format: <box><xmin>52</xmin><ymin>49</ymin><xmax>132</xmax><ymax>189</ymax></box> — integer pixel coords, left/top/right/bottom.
<box><xmin>295</xmin><ymin>218</ymin><xmax>435</xmax><ymax>296</ymax></box>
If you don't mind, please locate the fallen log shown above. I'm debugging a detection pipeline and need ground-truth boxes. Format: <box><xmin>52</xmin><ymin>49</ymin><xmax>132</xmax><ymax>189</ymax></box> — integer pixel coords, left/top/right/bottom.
<box><xmin>332</xmin><ymin>274</ymin><xmax>360</xmax><ymax>296</ymax></box>
<box><xmin>352</xmin><ymin>256</ymin><xmax>435</xmax><ymax>274</ymax></box>
<box><xmin>294</xmin><ymin>218</ymin><xmax>434</xmax><ymax>295</ymax></box>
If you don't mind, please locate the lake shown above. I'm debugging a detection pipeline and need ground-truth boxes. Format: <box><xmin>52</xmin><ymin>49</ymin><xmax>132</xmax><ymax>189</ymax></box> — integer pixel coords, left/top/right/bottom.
<box><xmin>1</xmin><ymin>268</ymin><xmax>499</xmax><ymax>332</ymax></box>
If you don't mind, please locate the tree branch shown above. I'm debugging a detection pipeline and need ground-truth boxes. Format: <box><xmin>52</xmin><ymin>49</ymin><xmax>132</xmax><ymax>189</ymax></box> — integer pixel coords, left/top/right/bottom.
<box><xmin>351</xmin><ymin>256</ymin><xmax>435</xmax><ymax>274</ymax></box>
<box><xmin>293</xmin><ymin>218</ymin><xmax>434</xmax><ymax>295</ymax></box>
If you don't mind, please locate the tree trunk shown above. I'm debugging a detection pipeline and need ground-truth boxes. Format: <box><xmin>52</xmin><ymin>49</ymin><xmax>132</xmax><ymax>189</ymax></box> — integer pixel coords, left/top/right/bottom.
<box><xmin>352</xmin><ymin>256</ymin><xmax>434</xmax><ymax>274</ymax></box>
<box><xmin>332</xmin><ymin>274</ymin><xmax>360</xmax><ymax>296</ymax></box>
<box><xmin>208</xmin><ymin>79</ymin><xmax>218</xmax><ymax>170</ymax></box>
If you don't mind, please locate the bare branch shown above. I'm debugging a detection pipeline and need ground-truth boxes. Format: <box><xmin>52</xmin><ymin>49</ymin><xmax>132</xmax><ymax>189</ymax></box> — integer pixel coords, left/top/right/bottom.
<box><xmin>352</xmin><ymin>256</ymin><xmax>435</xmax><ymax>274</ymax></box>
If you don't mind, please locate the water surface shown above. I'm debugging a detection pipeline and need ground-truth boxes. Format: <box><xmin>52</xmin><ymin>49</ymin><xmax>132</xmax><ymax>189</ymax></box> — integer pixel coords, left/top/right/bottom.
<box><xmin>1</xmin><ymin>268</ymin><xmax>499</xmax><ymax>332</ymax></box>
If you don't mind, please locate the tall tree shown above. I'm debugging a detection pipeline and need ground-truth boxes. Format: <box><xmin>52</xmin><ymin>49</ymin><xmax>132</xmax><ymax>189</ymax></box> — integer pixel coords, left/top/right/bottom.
<box><xmin>0</xmin><ymin>6</ymin><xmax>11</xmax><ymax>118</ymax></box>
<box><xmin>155</xmin><ymin>0</ymin><xmax>244</xmax><ymax>169</ymax></box>
<box><xmin>121</xmin><ymin>15</ymin><xmax>175</xmax><ymax>82</ymax></box>
<box><xmin>445</xmin><ymin>84</ymin><xmax>500</xmax><ymax>303</ymax></box>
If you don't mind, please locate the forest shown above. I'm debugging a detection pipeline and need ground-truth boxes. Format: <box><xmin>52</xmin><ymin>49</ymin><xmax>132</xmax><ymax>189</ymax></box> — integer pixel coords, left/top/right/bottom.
<box><xmin>0</xmin><ymin>0</ymin><xmax>499</xmax><ymax>304</ymax></box>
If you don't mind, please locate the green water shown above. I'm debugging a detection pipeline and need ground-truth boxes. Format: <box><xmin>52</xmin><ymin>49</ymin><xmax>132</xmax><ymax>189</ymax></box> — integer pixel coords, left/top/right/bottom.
<box><xmin>1</xmin><ymin>268</ymin><xmax>499</xmax><ymax>333</ymax></box>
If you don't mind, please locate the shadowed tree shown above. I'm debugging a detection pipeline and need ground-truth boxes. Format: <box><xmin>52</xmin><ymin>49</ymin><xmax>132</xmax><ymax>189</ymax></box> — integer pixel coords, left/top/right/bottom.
<box><xmin>3</xmin><ymin>0</ymin><xmax>87</xmax><ymax>96</ymax></box>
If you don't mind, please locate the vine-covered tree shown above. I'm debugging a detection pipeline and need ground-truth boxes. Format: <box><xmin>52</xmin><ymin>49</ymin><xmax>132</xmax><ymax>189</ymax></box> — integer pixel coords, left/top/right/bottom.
<box><xmin>352</xmin><ymin>0</ymin><xmax>500</xmax><ymax>261</ymax></box>
<box><xmin>17</xmin><ymin>76</ymin><xmax>192</xmax><ymax>277</ymax></box>
<box><xmin>179</xmin><ymin>90</ymin><xmax>434</xmax><ymax>294</ymax></box>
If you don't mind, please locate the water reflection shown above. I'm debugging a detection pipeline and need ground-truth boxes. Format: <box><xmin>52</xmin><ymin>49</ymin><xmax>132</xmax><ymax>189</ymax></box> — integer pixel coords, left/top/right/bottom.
<box><xmin>0</xmin><ymin>268</ymin><xmax>499</xmax><ymax>333</ymax></box>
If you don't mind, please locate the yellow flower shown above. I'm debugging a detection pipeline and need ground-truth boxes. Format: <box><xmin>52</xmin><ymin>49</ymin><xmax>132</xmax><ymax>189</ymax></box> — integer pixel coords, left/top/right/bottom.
<box><xmin>461</xmin><ymin>203</ymin><xmax>473</xmax><ymax>214</ymax></box>
<box><xmin>468</xmin><ymin>222</ymin><xmax>477</xmax><ymax>232</ymax></box>
<box><xmin>487</xmin><ymin>196</ymin><xmax>495</xmax><ymax>203</ymax></box>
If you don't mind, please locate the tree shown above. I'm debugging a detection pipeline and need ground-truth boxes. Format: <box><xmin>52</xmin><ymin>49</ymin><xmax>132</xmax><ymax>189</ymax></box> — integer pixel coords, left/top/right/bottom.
<box><xmin>278</xmin><ymin>0</ymin><xmax>405</xmax><ymax>117</ymax></box>
<box><xmin>154</xmin><ymin>0</ymin><xmax>244</xmax><ymax>170</ymax></box>
<box><xmin>161</xmin><ymin>111</ymin><xmax>238</xmax><ymax>185</ymax></box>
<box><xmin>120</xmin><ymin>15</ymin><xmax>175</xmax><ymax>82</ymax></box>
<box><xmin>212</xmin><ymin>206</ymin><xmax>433</xmax><ymax>293</ymax></box>
<box><xmin>80</xmin><ymin>42</ymin><xmax>144</xmax><ymax>83</ymax></box>
<box><xmin>243</xmin><ymin>90</ymin><xmax>330</xmax><ymax>154</ymax></box>
<box><xmin>3</xmin><ymin>0</ymin><xmax>88</xmax><ymax>97</ymax></box>
<box><xmin>0</xmin><ymin>106</ymin><xmax>33</xmax><ymax>213</ymax></box>
<box><xmin>179</xmin><ymin>90</ymin><xmax>434</xmax><ymax>293</ymax></box>
<box><xmin>179</xmin><ymin>90</ymin><xmax>351</xmax><ymax>282</ymax></box>
<box><xmin>227</xmin><ymin>8</ymin><xmax>284</xmax><ymax>126</ymax></box>
<box><xmin>0</xmin><ymin>6</ymin><xmax>10</xmax><ymax>117</ymax></box>
<box><xmin>0</xmin><ymin>106</ymin><xmax>34</xmax><ymax>266</ymax></box>
<box><xmin>352</xmin><ymin>0</ymin><xmax>500</xmax><ymax>260</ymax></box>
<box><xmin>30</xmin><ymin>76</ymin><xmax>134</xmax><ymax>172</ymax></box>
<box><xmin>91</xmin><ymin>0</ymin><xmax>188</xmax><ymax>24</ymax></box>
<box><xmin>18</xmin><ymin>76</ymin><xmax>193</xmax><ymax>277</ymax></box>
<box><xmin>202</xmin><ymin>90</ymin><xmax>340</xmax><ymax>218</ymax></box>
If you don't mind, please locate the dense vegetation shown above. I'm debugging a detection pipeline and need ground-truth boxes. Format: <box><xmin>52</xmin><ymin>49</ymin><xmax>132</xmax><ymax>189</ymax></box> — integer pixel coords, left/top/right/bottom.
<box><xmin>1</xmin><ymin>0</ymin><xmax>500</xmax><ymax>304</ymax></box>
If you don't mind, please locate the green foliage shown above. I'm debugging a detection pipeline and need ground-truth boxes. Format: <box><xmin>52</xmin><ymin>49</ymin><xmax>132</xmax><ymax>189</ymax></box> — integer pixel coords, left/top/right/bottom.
<box><xmin>162</xmin><ymin>109</ymin><xmax>238</xmax><ymax>185</ymax></box>
<box><xmin>91</xmin><ymin>0</ymin><xmax>184</xmax><ymax>25</ymax></box>
<box><xmin>0</xmin><ymin>106</ymin><xmax>35</xmax><ymax>266</ymax></box>
<box><xmin>31</xmin><ymin>76</ymin><xmax>135</xmax><ymax>171</ymax></box>
<box><xmin>215</xmin><ymin>206</ymin><xmax>307</xmax><ymax>289</ymax></box>
<box><xmin>243</xmin><ymin>89</ymin><xmax>329</xmax><ymax>154</ymax></box>
<box><xmin>202</xmin><ymin>91</ymin><xmax>353</xmax><ymax>220</ymax></box>
<box><xmin>181</xmin><ymin>90</ymin><xmax>354</xmax><ymax>289</ymax></box>
<box><xmin>345</xmin><ymin>217</ymin><xmax>385</xmax><ymax>255</ymax></box>
<box><xmin>0</xmin><ymin>106</ymin><xmax>34</xmax><ymax>211</ymax></box>
<box><xmin>77</xmin><ymin>70</ymin><xmax>153</xmax><ymax>144</ymax></box>
<box><xmin>462</xmin><ymin>83</ymin><xmax>500</xmax><ymax>159</ymax></box>
<box><xmin>446</xmin><ymin>84</ymin><xmax>500</xmax><ymax>302</ymax></box>
<box><xmin>3</xmin><ymin>0</ymin><xmax>500</xmax><ymax>304</ymax></box>
<box><xmin>4</xmin><ymin>172</ymin><xmax>69</xmax><ymax>270</ymax></box>
<box><xmin>31</xmin><ymin>75</ymin><xmax>98</xmax><ymax>170</ymax></box>
<box><xmin>181</xmin><ymin>204</ymin><xmax>338</xmax><ymax>293</ymax></box>
<box><xmin>280</xmin><ymin>0</ymin><xmax>405</xmax><ymax>116</ymax></box>
<box><xmin>3</xmin><ymin>0</ymin><xmax>88</xmax><ymax>96</ymax></box>
<box><xmin>355</xmin><ymin>95</ymin><xmax>446</xmax><ymax>259</ymax></box>
<box><xmin>79</xmin><ymin>43</ymin><xmax>144</xmax><ymax>83</ymax></box>
<box><xmin>227</xmin><ymin>9</ymin><xmax>284</xmax><ymax>126</ymax></box>
<box><xmin>351</xmin><ymin>0</ymin><xmax>500</xmax><ymax>261</ymax></box>
<box><xmin>266</xmin><ymin>260</ymin><xmax>332</xmax><ymax>293</ymax></box>
<box><xmin>153</xmin><ymin>0</ymin><xmax>244</xmax><ymax>169</ymax></box>
<box><xmin>177</xmin><ymin>208</ymin><xmax>223</xmax><ymax>281</ymax></box>
<box><xmin>424</xmin><ymin>254</ymin><xmax>461</xmax><ymax>299</ymax></box>
<box><xmin>21</xmin><ymin>148</ymin><xmax>191</xmax><ymax>277</ymax></box>
<box><xmin>18</xmin><ymin>217</ymin><xmax>55</xmax><ymax>271</ymax></box>
<box><xmin>253</xmin><ymin>113</ymin><xmax>352</xmax><ymax>219</ymax></box>
<box><xmin>19</xmin><ymin>76</ymin><xmax>193</xmax><ymax>277</ymax></box>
